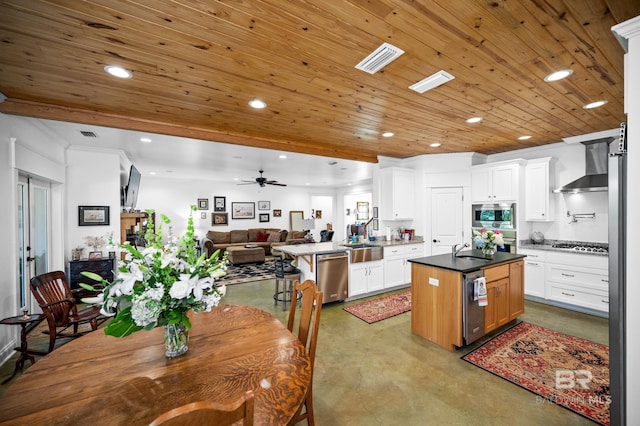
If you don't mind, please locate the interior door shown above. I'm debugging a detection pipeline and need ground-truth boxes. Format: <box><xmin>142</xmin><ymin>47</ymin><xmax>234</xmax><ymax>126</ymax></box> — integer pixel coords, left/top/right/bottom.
<box><xmin>17</xmin><ymin>175</ymin><xmax>51</xmax><ymax>312</ymax></box>
<box><xmin>431</xmin><ymin>187</ymin><xmax>464</xmax><ymax>255</ymax></box>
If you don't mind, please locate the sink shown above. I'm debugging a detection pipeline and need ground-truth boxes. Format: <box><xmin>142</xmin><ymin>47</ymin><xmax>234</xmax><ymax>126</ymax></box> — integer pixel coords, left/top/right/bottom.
<box><xmin>341</xmin><ymin>244</ymin><xmax>384</xmax><ymax>262</ymax></box>
<box><xmin>340</xmin><ymin>243</ymin><xmax>378</xmax><ymax>249</ymax></box>
<box><xmin>456</xmin><ymin>255</ymin><xmax>491</xmax><ymax>262</ymax></box>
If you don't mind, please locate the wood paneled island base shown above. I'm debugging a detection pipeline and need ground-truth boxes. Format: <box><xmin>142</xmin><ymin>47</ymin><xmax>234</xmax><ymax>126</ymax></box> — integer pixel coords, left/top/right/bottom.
<box><xmin>409</xmin><ymin>251</ymin><xmax>525</xmax><ymax>351</ymax></box>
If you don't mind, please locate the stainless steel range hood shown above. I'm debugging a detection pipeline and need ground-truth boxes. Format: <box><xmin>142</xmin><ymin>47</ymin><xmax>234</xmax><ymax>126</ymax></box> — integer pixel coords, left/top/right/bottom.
<box><xmin>553</xmin><ymin>136</ymin><xmax>614</xmax><ymax>193</ymax></box>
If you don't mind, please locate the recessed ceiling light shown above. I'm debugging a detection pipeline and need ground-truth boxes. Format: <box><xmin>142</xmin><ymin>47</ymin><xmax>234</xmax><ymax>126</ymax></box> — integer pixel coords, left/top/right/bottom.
<box><xmin>149</xmin><ymin>171</ymin><xmax>156</xmax><ymax>175</ymax></box>
<box><xmin>583</xmin><ymin>100</ymin><xmax>608</xmax><ymax>109</ymax></box>
<box><xmin>544</xmin><ymin>69</ymin><xmax>573</xmax><ymax>82</ymax></box>
<box><xmin>382</xmin><ymin>132</ymin><xmax>394</xmax><ymax>137</ymax></box>
<box><xmin>140</xmin><ymin>137</ymin><xmax>152</xmax><ymax>143</ymax></box>
<box><xmin>104</xmin><ymin>65</ymin><xmax>132</xmax><ymax>79</ymax></box>
<box><xmin>409</xmin><ymin>70</ymin><xmax>455</xmax><ymax>94</ymax></box>
<box><xmin>279</xmin><ymin>154</ymin><xmax>287</xmax><ymax>159</ymax></box>
<box><xmin>466</xmin><ymin>117</ymin><xmax>482</xmax><ymax>124</ymax></box>
<box><xmin>430</xmin><ymin>142</ymin><xmax>442</xmax><ymax>147</ymax></box>
<box><xmin>248</xmin><ymin>99</ymin><xmax>266</xmax><ymax>109</ymax></box>
<box><xmin>518</xmin><ymin>135</ymin><xmax>532</xmax><ymax>140</ymax></box>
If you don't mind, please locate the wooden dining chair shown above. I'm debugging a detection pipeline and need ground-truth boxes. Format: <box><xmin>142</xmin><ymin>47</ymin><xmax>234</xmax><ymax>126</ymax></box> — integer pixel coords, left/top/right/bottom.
<box><xmin>149</xmin><ymin>390</ymin><xmax>254</xmax><ymax>426</ymax></box>
<box><xmin>287</xmin><ymin>280</ymin><xmax>323</xmax><ymax>426</ymax></box>
<box><xmin>30</xmin><ymin>271</ymin><xmax>101</xmax><ymax>353</ymax></box>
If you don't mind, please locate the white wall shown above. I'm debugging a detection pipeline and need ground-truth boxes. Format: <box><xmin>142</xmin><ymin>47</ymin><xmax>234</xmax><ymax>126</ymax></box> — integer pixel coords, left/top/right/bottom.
<box><xmin>137</xmin><ymin>177</ymin><xmax>336</xmax><ymax>241</ymax></box>
<box><xmin>66</xmin><ymin>148</ymin><xmax>121</xmax><ymax>255</ymax></box>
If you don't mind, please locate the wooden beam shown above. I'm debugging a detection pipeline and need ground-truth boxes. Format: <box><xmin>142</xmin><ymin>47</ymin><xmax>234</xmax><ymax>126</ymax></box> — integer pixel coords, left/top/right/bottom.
<box><xmin>0</xmin><ymin>99</ymin><xmax>379</xmax><ymax>163</ymax></box>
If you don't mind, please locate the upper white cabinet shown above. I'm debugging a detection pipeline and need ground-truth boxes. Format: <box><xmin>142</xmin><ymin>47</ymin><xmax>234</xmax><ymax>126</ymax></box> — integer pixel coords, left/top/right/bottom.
<box><xmin>380</xmin><ymin>167</ymin><xmax>415</xmax><ymax>220</ymax></box>
<box><xmin>471</xmin><ymin>162</ymin><xmax>520</xmax><ymax>203</ymax></box>
<box><xmin>525</xmin><ymin>158</ymin><xmax>554</xmax><ymax>221</ymax></box>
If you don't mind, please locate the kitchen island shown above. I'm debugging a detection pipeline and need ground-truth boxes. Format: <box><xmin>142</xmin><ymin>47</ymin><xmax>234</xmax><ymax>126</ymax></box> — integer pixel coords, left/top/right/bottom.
<box><xmin>408</xmin><ymin>250</ymin><xmax>526</xmax><ymax>351</ymax></box>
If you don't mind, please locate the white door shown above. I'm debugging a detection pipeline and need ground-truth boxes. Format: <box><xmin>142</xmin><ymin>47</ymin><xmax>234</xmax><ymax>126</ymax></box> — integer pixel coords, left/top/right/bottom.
<box><xmin>431</xmin><ymin>187</ymin><xmax>464</xmax><ymax>255</ymax></box>
<box><xmin>17</xmin><ymin>175</ymin><xmax>51</xmax><ymax>313</ymax></box>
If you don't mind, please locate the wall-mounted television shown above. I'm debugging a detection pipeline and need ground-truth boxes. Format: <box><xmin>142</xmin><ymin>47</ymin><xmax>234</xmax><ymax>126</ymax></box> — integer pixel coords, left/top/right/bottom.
<box><xmin>122</xmin><ymin>164</ymin><xmax>141</xmax><ymax>212</ymax></box>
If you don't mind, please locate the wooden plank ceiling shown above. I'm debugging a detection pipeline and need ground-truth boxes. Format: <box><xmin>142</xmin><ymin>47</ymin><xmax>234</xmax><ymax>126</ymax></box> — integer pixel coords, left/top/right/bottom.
<box><xmin>0</xmin><ymin>0</ymin><xmax>638</xmax><ymax>163</ymax></box>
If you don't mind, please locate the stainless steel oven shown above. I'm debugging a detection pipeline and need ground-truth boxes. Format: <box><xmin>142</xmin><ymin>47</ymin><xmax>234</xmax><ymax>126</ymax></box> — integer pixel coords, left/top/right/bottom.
<box><xmin>472</xmin><ymin>203</ymin><xmax>516</xmax><ymax>229</ymax></box>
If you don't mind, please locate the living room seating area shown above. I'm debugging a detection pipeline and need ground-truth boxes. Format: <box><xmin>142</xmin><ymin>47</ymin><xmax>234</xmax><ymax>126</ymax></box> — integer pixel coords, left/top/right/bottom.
<box><xmin>202</xmin><ymin>228</ymin><xmax>308</xmax><ymax>257</ymax></box>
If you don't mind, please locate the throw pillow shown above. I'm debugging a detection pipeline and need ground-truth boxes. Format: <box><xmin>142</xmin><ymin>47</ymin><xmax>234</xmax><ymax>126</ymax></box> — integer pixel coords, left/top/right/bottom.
<box><xmin>267</xmin><ymin>231</ymin><xmax>281</xmax><ymax>242</ymax></box>
<box><xmin>256</xmin><ymin>231</ymin><xmax>269</xmax><ymax>242</ymax></box>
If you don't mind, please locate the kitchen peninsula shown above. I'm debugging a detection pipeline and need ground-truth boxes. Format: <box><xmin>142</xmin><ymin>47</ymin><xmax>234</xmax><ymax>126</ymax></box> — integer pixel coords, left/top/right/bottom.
<box><xmin>409</xmin><ymin>251</ymin><xmax>526</xmax><ymax>351</ymax></box>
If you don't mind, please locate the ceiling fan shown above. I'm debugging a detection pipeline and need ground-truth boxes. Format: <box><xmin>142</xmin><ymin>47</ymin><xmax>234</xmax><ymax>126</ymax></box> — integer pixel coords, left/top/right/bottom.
<box><xmin>238</xmin><ymin>170</ymin><xmax>287</xmax><ymax>187</ymax></box>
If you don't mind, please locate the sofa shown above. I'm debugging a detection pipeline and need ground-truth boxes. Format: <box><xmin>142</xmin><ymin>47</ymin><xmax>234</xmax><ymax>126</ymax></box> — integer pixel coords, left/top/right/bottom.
<box><xmin>203</xmin><ymin>228</ymin><xmax>307</xmax><ymax>257</ymax></box>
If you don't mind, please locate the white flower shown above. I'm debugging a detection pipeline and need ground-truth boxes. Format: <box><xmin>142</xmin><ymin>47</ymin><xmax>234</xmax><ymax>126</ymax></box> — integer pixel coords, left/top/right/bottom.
<box><xmin>211</xmin><ymin>269</ymin><xmax>226</xmax><ymax>279</ymax></box>
<box><xmin>169</xmin><ymin>276</ymin><xmax>191</xmax><ymax>299</ymax></box>
<box><xmin>192</xmin><ymin>276</ymin><xmax>213</xmax><ymax>301</ymax></box>
<box><xmin>217</xmin><ymin>284</ymin><xmax>227</xmax><ymax>297</ymax></box>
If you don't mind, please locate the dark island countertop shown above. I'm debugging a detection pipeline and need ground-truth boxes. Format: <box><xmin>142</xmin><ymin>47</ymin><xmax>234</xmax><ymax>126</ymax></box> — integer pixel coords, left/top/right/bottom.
<box><xmin>408</xmin><ymin>249</ymin><xmax>526</xmax><ymax>273</ymax></box>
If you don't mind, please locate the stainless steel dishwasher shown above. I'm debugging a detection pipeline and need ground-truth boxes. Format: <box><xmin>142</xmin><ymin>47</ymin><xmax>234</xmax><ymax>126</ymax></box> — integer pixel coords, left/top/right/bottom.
<box><xmin>315</xmin><ymin>251</ymin><xmax>349</xmax><ymax>304</ymax></box>
<box><xmin>463</xmin><ymin>270</ymin><xmax>485</xmax><ymax>345</ymax></box>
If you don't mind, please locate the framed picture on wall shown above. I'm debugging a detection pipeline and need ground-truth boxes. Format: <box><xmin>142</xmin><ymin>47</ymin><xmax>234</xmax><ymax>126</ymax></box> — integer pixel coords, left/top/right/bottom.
<box><xmin>273</xmin><ymin>209</ymin><xmax>282</xmax><ymax>217</ymax></box>
<box><xmin>258</xmin><ymin>201</ymin><xmax>270</xmax><ymax>210</ymax></box>
<box><xmin>212</xmin><ymin>213</ymin><xmax>228</xmax><ymax>226</ymax></box>
<box><xmin>214</xmin><ymin>196</ymin><xmax>226</xmax><ymax>212</ymax></box>
<box><xmin>232</xmin><ymin>202</ymin><xmax>255</xmax><ymax>219</ymax></box>
<box><xmin>197</xmin><ymin>198</ymin><xmax>209</xmax><ymax>210</ymax></box>
<box><xmin>201</xmin><ymin>212</ymin><xmax>207</xmax><ymax>220</ymax></box>
<box><xmin>259</xmin><ymin>213</ymin><xmax>270</xmax><ymax>222</ymax></box>
<box><xmin>78</xmin><ymin>206</ymin><xmax>110</xmax><ymax>226</ymax></box>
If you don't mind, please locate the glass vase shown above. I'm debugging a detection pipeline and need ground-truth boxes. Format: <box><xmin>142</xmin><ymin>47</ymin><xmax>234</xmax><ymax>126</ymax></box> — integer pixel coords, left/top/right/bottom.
<box><xmin>481</xmin><ymin>244</ymin><xmax>495</xmax><ymax>257</ymax></box>
<box><xmin>164</xmin><ymin>322</ymin><xmax>189</xmax><ymax>358</ymax></box>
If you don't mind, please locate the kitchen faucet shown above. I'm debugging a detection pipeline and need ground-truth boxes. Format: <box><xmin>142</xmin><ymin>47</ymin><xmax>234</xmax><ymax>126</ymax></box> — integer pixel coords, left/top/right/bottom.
<box><xmin>452</xmin><ymin>243</ymin><xmax>470</xmax><ymax>257</ymax></box>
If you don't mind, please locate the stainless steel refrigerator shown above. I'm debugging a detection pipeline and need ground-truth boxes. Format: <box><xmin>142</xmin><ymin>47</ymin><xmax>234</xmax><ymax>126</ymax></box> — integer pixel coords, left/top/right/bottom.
<box><xmin>609</xmin><ymin>122</ymin><xmax>627</xmax><ymax>426</ymax></box>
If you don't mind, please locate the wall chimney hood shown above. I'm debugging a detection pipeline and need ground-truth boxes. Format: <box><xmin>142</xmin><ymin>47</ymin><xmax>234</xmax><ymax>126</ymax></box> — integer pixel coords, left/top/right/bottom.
<box><xmin>553</xmin><ymin>129</ymin><xmax>617</xmax><ymax>193</ymax></box>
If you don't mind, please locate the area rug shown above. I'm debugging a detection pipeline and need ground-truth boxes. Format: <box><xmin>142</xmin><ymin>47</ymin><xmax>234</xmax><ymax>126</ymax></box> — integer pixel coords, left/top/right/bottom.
<box><xmin>343</xmin><ymin>291</ymin><xmax>411</xmax><ymax>324</ymax></box>
<box><xmin>462</xmin><ymin>322</ymin><xmax>610</xmax><ymax>425</ymax></box>
<box><xmin>216</xmin><ymin>258</ymin><xmax>275</xmax><ymax>285</ymax></box>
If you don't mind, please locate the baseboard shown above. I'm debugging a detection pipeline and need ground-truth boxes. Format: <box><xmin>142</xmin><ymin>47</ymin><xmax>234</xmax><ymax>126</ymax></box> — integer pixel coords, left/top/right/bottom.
<box><xmin>524</xmin><ymin>295</ymin><xmax>609</xmax><ymax>319</ymax></box>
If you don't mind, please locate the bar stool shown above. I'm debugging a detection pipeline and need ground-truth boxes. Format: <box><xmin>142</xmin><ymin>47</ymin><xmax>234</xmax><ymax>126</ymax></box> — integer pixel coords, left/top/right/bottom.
<box><xmin>273</xmin><ymin>254</ymin><xmax>301</xmax><ymax>311</ymax></box>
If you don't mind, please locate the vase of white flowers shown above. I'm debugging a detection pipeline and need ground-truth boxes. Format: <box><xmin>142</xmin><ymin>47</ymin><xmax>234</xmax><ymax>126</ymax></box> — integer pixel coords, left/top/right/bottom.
<box><xmin>472</xmin><ymin>228</ymin><xmax>504</xmax><ymax>257</ymax></box>
<box><xmin>81</xmin><ymin>206</ymin><xmax>228</xmax><ymax>358</ymax></box>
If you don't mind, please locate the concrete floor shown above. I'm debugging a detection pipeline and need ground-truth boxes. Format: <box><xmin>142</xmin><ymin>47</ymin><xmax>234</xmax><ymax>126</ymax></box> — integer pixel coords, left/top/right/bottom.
<box><xmin>0</xmin><ymin>279</ymin><xmax>608</xmax><ymax>425</ymax></box>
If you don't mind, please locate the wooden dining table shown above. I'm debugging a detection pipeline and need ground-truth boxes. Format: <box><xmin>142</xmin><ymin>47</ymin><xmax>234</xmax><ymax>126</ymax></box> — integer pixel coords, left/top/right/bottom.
<box><xmin>0</xmin><ymin>305</ymin><xmax>311</xmax><ymax>425</ymax></box>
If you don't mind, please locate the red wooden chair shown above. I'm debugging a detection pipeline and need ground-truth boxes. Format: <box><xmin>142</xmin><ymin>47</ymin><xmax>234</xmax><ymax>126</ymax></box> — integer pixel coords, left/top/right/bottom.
<box><xmin>30</xmin><ymin>271</ymin><xmax>101</xmax><ymax>353</ymax></box>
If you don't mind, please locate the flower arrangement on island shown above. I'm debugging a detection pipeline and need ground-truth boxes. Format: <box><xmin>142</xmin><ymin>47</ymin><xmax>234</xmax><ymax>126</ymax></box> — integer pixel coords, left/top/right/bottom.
<box><xmin>472</xmin><ymin>227</ymin><xmax>504</xmax><ymax>256</ymax></box>
<box><xmin>81</xmin><ymin>206</ymin><xmax>228</xmax><ymax>356</ymax></box>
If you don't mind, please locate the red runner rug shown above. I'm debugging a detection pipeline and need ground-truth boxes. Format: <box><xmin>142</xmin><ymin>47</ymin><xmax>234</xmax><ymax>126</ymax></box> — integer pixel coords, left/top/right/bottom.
<box><xmin>462</xmin><ymin>322</ymin><xmax>610</xmax><ymax>425</ymax></box>
<box><xmin>343</xmin><ymin>291</ymin><xmax>411</xmax><ymax>324</ymax></box>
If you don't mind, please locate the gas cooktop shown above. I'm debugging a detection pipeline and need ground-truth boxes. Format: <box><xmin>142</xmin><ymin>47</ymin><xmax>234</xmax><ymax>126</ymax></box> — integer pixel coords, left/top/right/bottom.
<box><xmin>551</xmin><ymin>242</ymin><xmax>609</xmax><ymax>254</ymax></box>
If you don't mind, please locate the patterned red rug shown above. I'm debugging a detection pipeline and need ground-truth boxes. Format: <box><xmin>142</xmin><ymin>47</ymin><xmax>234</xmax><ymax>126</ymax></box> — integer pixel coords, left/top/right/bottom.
<box><xmin>462</xmin><ymin>322</ymin><xmax>610</xmax><ymax>425</ymax></box>
<box><xmin>343</xmin><ymin>291</ymin><xmax>411</xmax><ymax>324</ymax></box>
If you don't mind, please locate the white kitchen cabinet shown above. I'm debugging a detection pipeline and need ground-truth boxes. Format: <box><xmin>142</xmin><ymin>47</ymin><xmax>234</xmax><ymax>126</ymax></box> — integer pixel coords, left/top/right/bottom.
<box><xmin>545</xmin><ymin>252</ymin><xmax>609</xmax><ymax>313</ymax></box>
<box><xmin>518</xmin><ymin>248</ymin><xmax>546</xmax><ymax>298</ymax></box>
<box><xmin>525</xmin><ymin>158</ymin><xmax>554</xmax><ymax>221</ymax></box>
<box><xmin>348</xmin><ymin>260</ymin><xmax>384</xmax><ymax>297</ymax></box>
<box><xmin>383</xmin><ymin>243</ymin><xmax>424</xmax><ymax>287</ymax></box>
<box><xmin>471</xmin><ymin>162</ymin><xmax>520</xmax><ymax>203</ymax></box>
<box><xmin>380</xmin><ymin>167</ymin><xmax>415</xmax><ymax>220</ymax></box>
